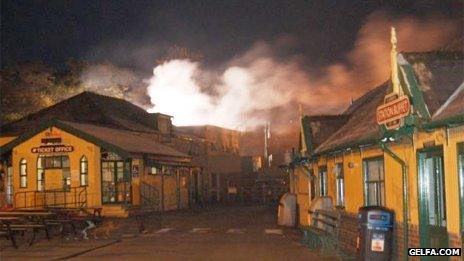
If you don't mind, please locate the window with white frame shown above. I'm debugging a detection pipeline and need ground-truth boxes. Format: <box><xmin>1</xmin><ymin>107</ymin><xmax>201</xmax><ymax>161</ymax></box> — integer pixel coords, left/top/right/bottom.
<box><xmin>37</xmin><ymin>156</ymin><xmax>45</xmax><ymax>191</ymax></box>
<box><xmin>363</xmin><ymin>157</ymin><xmax>385</xmax><ymax>206</ymax></box>
<box><xmin>80</xmin><ymin>156</ymin><xmax>88</xmax><ymax>186</ymax></box>
<box><xmin>318</xmin><ymin>166</ymin><xmax>328</xmax><ymax>196</ymax></box>
<box><xmin>335</xmin><ymin>163</ymin><xmax>345</xmax><ymax>207</ymax></box>
<box><xmin>20</xmin><ymin>158</ymin><xmax>27</xmax><ymax>188</ymax></box>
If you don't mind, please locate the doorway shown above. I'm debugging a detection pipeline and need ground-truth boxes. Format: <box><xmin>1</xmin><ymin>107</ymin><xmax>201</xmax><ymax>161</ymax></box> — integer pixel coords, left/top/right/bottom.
<box><xmin>457</xmin><ymin>143</ymin><xmax>463</xmax><ymax>248</ymax></box>
<box><xmin>418</xmin><ymin>146</ymin><xmax>449</xmax><ymax>249</ymax></box>
<box><xmin>101</xmin><ymin>161</ymin><xmax>128</xmax><ymax>204</ymax></box>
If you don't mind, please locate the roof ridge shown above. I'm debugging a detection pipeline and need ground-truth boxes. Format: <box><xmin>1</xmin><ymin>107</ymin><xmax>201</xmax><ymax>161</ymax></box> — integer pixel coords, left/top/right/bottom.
<box><xmin>432</xmin><ymin>81</ymin><xmax>464</xmax><ymax>119</ymax></box>
<box><xmin>342</xmin><ymin>82</ymin><xmax>388</xmax><ymax>115</ymax></box>
<box><xmin>58</xmin><ymin>120</ymin><xmax>157</xmax><ymax>135</ymax></box>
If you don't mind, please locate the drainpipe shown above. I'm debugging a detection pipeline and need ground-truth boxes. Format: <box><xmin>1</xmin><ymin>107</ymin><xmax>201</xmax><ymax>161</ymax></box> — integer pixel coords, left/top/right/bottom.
<box><xmin>378</xmin><ymin>141</ymin><xmax>409</xmax><ymax>261</ymax></box>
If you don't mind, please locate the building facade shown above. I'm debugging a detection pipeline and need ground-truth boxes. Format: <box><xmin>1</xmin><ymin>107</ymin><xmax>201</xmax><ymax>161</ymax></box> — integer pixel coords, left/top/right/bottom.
<box><xmin>0</xmin><ymin>92</ymin><xmax>193</xmax><ymax>216</ymax></box>
<box><xmin>293</xmin><ymin>37</ymin><xmax>463</xmax><ymax>259</ymax></box>
<box><xmin>0</xmin><ymin>92</ymin><xmax>248</xmax><ymax>214</ymax></box>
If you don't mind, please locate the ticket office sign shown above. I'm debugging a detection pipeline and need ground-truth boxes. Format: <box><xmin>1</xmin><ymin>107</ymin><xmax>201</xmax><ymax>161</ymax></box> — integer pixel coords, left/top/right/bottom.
<box><xmin>31</xmin><ymin>145</ymin><xmax>74</xmax><ymax>154</ymax></box>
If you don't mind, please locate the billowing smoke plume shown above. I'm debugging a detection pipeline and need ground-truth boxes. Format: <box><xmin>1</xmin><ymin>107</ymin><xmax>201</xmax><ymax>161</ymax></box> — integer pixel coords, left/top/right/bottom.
<box><xmin>80</xmin><ymin>63</ymin><xmax>151</xmax><ymax>107</ymax></box>
<box><xmin>147</xmin><ymin>10</ymin><xmax>460</xmax><ymax>132</ymax></box>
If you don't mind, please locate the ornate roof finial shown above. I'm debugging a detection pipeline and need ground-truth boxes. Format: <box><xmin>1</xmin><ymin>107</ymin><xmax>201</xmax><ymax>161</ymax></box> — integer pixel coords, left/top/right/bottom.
<box><xmin>391</xmin><ymin>26</ymin><xmax>401</xmax><ymax>95</ymax></box>
<box><xmin>391</xmin><ymin>27</ymin><xmax>397</xmax><ymax>50</ymax></box>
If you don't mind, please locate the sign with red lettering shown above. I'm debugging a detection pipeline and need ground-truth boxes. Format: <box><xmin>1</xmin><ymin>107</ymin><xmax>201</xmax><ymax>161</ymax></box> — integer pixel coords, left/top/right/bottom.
<box><xmin>376</xmin><ymin>96</ymin><xmax>410</xmax><ymax>129</ymax></box>
<box><xmin>31</xmin><ymin>145</ymin><xmax>74</xmax><ymax>154</ymax></box>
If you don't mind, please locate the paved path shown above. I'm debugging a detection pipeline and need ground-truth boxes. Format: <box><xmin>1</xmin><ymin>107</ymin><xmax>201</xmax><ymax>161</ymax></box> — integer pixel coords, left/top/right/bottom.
<box><xmin>1</xmin><ymin>205</ymin><xmax>330</xmax><ymax>260</ymax></box>
<box><xmin>70</xmin><ymin>205</ymin><xmax>327</xmax><ymax>261</ymax></box>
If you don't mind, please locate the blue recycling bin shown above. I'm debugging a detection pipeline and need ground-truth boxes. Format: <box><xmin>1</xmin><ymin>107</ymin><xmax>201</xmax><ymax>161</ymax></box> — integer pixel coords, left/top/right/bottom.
<box><xmin>357</xmin><ymin>206</ymin><xmax>394</xmax><ymax>260</ymax></box>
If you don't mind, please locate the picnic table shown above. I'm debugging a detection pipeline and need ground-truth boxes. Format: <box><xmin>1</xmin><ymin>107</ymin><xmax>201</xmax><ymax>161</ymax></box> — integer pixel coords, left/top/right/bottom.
<box><xmin>0</xmin><ymin>207</ymin><xmax>104</xmax><ymax>248</ymax></box>
<box><xmin>0</xmin><ymin>217</ymin><xmax>21</xmax><ymax>248</ymax></box>
<box><xmin>0</xmin><ymin>211</ymin><xmax>55</xmax><ymax>247</ymax></box>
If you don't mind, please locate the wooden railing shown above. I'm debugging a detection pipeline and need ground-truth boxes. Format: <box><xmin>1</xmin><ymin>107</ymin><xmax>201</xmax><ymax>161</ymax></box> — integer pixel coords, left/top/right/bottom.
<box><xmin>140</xmin><ymin>181</ymin><xmax>160</xmax><ymax>210</ymax></box>
<box><xmin>14</xmin><ymin>186</ymin><xmax>87</xmax><ymax>209</ymax></box>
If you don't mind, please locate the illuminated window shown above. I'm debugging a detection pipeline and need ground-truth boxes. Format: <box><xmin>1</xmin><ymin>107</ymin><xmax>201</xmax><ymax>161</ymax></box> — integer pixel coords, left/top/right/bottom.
<box><xmin>335</xmin><ymin>163</ymin><xmax>345</xmax><ymax>207</ymax></box>
<box><xmin>318</xmin><ymin>166</ymin><xmax>328</xmax><ymax>196</ymax></box>
<box><xmin>363</xmin><ymin>157</ymin><xmax>385</xmax><ymax>206</ymax></box>
<box><xmin>80</xmin><ymin>156</ymin><xmax>88</xmax><ymax>186</ymax></box>
<box><xmin>37</xmin><ymin>156</ymin><xmax>45</xmax><ymax>191</ymax></box>
<box><xmin>20</xmin><ymin>158</ymin><xmax>27</xmax><ymax>188</ymax></box>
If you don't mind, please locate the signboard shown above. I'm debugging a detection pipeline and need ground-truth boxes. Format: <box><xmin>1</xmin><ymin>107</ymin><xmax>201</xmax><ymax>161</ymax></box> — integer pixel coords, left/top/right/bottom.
<box><xmin>31</xmin><ymin>145</ymin><xmax>74</xmax><ymax>154</ymax></box>
<box><xmin>132</xmin><ymin>164</ymin><xmax>139</xmax><ymax>177</ymax></box>
<box><xmin>376</xmin><ymin>95</ymin><xmax>410</xmax><ymax>130</ymax></box>
<box><xmin>371</xmin><ymin>233</ymin><xmax>385</xmax><ymax>252</ymax></box>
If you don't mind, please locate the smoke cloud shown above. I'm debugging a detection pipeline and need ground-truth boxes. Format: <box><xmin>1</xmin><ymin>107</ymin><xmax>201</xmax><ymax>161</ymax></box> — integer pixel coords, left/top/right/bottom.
<box><xmin>147</xmin><ymin>10</ymin><xmax>460</xmax><ymax>133</ymax></box>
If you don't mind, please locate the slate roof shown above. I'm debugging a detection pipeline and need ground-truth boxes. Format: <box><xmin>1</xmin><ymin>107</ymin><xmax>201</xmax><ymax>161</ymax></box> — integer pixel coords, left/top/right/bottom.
<box><xmin>0</xmin><ymin>119</ymin><xmax>191</xmax><ymax>163</ymax></box>
<box><xmin>432</xmin><ymin>84</ymin><xmax>464</xmax><ymax>122</ymax></box>
<box><xmin>61</xmin><ymin>121</ymin><xmax>190</xmax><ymax>159</ymax></box>
<box><xmin>313</xmin><ymin>51</ymin><xmax>464</xmax><ymax>155</ymax></box>
<box><xmin>0</xmin><ymin>92</ymin><xmax>191</xmax><ymax>162</ymax></box>
<box><xmin>300</xmin><ymin>115</ymin><xmax>350</xmax><ymax>153</ymax></box>
<box><xmin>1</xmin><ymin>91</ymin><xmax>159</xmax><ymax>136</ymax></box>
<box><xmin>402</xmin><ymin>51</ymin><xmax>464</xmax><ymax>115</ymax></box>
<box><xmin>313</xmin><ymin>83</ymin><xmax>388</xmax><ymax>154</ymax></box>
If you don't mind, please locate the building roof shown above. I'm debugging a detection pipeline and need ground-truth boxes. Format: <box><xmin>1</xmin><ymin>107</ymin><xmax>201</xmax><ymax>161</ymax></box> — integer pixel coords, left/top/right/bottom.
<box><xmin>312</xmin><ymin>51</ymin><xmax>464</xmax><ymax>155</ymax></box>
<box><xmin>432</xmin><ymin>83</ymin><xmax>464</xmax><ymax>122</ymax></box>
<box><xmin>0</xmin><ymin>120</ymin><xmax>190</xmax><ymax>163</ymax></box>
<box><xmin>402</xmin><ymin>51</ymin><xmax>464</xmax><ymax>116</ymax></box>
<box><xmin>314</xmin><ymin>83</ymin><xmax>388</xmax><ymax>154</ymax></box>
<box><xmin>300</xmin><ymin>115</ymin><xmax>350</xmax><ymax>153</ymax></box>
<box><xmin>1</xmin><ymin>91</ymin><xmax>163</xmax><ymax>136</ymax></box>
<box><xmin>61</xmin><ymin>121</ymin><xmax>190</xmax><ymax>159</ymax></box>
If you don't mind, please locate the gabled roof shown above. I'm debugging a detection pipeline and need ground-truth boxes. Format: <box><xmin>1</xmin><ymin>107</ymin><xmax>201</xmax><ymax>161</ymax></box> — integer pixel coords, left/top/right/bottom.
<box><xmin>300</xmin><ymin>115</ymin><xmax>350</xmax><ymax>153</ymax></box>
<box><xmin>314</xmin><ymin>83</ymin><xmax>388</xmax><ymax>154</ymax></box>
<box><xmin>430</xmin><ymin>83</ymin><xmax>464</xmax><ymax>124</ymax></box>
<box><xmin>0</xmin><ymin>120</ymin><xmax>190</xmax><ymax>164</ymax></box>
<box><xmin>61</xmin><ymin>121</ymin><xmax>190</xmax><ymax>159</ymax></box>
<box><xmin>313</xmin><ymin>51</ymin><xmax>464</xmax><ymax>155</ymax></box>
<box><xmin>402</xmin><ymin>51</ymin><xmax>464</xmax><ymax>116</ymax></box>
<box><xmin>1</xmin><ymin>91</ymin><xmax>160</xmax><ymax>136</ymax></box>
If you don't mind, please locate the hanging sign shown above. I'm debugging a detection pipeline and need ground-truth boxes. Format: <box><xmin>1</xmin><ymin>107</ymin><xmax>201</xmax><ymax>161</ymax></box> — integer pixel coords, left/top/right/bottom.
<box><xmin>31</xmin><ymin>145</ymin><xmax>74</xmax><ymax>154</ymax></box>
<box><xmin>376</xmin><ymin>94</ymin><xmax>410</xmax><ymax>130</ymax></box>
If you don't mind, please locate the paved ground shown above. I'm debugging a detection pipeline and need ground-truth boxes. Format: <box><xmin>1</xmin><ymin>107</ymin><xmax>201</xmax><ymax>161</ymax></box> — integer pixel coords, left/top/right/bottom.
<box><xmin>1</xmin><ymin>205</ymin><xmax>332</xmax><ymax>260</ymax></box>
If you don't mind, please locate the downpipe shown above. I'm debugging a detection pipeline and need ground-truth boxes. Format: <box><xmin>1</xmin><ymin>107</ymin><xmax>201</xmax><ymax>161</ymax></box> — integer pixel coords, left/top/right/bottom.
<box><xmin>379</xmin><ymin>141</ymin><xmax>409</xmax><ymax>261</ymax></box>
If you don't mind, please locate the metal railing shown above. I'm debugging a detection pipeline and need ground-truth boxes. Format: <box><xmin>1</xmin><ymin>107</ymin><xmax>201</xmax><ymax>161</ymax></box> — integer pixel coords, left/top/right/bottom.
<box><xmin>140</xmin><ymin>181</ymin><xmax>160</xmax><ymax>210</ymax></box>
<box><xmin>14</xmin><ymin>186</ymin><xmax>87</xmax><ymax>209</ymax></box>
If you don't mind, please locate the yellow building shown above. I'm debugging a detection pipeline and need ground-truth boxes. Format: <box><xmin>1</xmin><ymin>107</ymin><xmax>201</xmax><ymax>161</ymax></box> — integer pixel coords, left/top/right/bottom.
<box><xmin>293</xmin><ymin>41</ymin><xmax>463</xmax><ymax>258</ymax></box>
<box><xmin>0</xmin><ymin>92</ymin><xmax>192</xmax><ymax>216</ymax></box>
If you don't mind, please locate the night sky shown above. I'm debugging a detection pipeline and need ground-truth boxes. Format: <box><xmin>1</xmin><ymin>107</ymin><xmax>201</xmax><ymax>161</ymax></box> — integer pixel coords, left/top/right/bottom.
<box><xmin>2</xmin><ymin>1</ymin><xmax>462</xmax><ymax>72</ymax></box>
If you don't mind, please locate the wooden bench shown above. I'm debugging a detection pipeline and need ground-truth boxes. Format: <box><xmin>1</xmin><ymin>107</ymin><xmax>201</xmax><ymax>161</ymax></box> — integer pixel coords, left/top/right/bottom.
<box><xmin>306</xmin><ymin>209</ymin><xmax>343</xmax><ymax>257</ymax></box>
<box><xmin>303</xmin><ymin>209</ymin><xmax>356</xmax><ymax>259</ymax></box>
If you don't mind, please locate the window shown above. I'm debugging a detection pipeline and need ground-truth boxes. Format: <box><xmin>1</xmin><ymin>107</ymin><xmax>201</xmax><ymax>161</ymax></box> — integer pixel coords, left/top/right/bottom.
<box><xmin>80</xmin><ymin>156</ymin><xmax>88</xmax><ymax>186</ymax></box>
<box><xmin>43</xmin><ymin>155</ymin><xmax>68</xmax><ymax>169</ymax></box>
<box><xmin>363</xmin><ymin>158</ymin><xmax>385</xmax><ymax>206</ymax></box>
<box><xmin>335</xmin><ymin>163</ymin><xmax>345</xmax><ymax>207</ymax></box>
<box><xmin>37</xmin><ymin>156</ymin><xmax>45</xmax><ymax>191</ymax></box>
<box><xmin>318</xmin><ymin>166</ymin><xmax>328</xmax><ymax>196</ymax></box>
<box><xmin>20</xmin><ymin>158</ymin><xmax>27</xmax><ymax>188</ymax></box>
<box><xmin>309</xmin><ymin>169</ymin><xmax>316</xmax><ymax>200</ymax></box>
